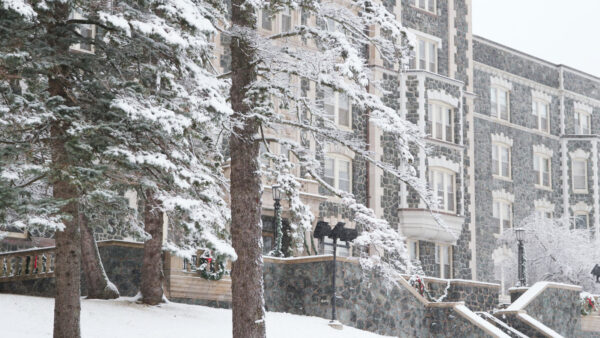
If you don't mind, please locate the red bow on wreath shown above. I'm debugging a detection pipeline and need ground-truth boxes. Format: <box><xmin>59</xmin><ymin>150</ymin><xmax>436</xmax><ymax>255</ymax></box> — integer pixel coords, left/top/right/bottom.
<box><xmin>589</xmin><ymin>298</ymin><xmax>594</xmax><ymax>307</ymax></box>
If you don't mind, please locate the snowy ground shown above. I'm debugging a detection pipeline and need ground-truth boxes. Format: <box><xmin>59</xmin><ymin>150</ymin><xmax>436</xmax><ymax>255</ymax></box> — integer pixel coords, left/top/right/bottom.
<box><xmin>0</xmin><ymin>294</ymin><xmax>390</xmax><ymax>337</ymax></box>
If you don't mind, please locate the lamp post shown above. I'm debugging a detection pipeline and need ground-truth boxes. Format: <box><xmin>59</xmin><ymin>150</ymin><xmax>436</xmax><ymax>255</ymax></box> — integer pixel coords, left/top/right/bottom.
<box><xmin>313</xmin><ymin>221</ymin><xmax>358</xmax><ymax>328</ymax></box>
<box><xmin>515</xmin><ymin>227</ymin><xmax>527</xmax><ymax>287</ymax></box>
<box><xmin>270</xmin><ymin>184</ymin><xmax>283</xmax><ymax>257</ymax></box>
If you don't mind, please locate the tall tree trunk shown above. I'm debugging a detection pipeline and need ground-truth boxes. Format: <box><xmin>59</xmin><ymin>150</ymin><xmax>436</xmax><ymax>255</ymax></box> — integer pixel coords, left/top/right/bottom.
<box><xmin>48</xmin><ymin>5</ymin><xmax>81</xmax><ymax>332</ymax></box>
<box><xmin>80</xmin><ymin>214</ymin><xmax>120</xmax><ymax>299</ymax></box>
<box><xmin>140</xmin><ymin>190</ymin><xmax>164</xmax><ymax>305</ymax></box>
<box><xmin>230</xmin><ymin>1</ymin><xmax>266</xmax><ymax>337</ymax></box>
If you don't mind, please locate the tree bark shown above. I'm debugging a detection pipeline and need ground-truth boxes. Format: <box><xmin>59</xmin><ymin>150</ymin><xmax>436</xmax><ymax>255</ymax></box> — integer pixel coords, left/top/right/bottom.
<box><xmin>47</xmin><ymin>5</ymin><xmax>81</xmax><ymax>333</ymax></box>
<box><xmin>80</xmin><ymin>213</ymin><xmax>120</xmax><ymax>299</ymax></box>
<box><xmin>140</xmin><ymin>190</ymin><xmax>164</xmax><ymax>305</ymax></box>
<box><xmin>229</xmin><ymin>2</ymin><xmax>266</xmax><ymax>337</ymax></box>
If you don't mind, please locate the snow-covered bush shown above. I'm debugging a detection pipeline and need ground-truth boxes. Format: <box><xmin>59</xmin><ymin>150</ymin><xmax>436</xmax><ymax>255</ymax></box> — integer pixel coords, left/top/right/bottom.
<box><xmin>494</xmin><ymin>214</ymin><xmax>600</xmax><ymax>293</ymax></box>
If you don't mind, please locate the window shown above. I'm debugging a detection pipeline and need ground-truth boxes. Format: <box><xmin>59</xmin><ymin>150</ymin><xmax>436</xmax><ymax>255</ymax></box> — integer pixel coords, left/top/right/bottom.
<box><xmin>533</xmin><ymin>154</ymin><xmax>551</xmax><ymax>188</ymax></box>
<box><xmin>324</xmin><ymin>155</ymin><xmax>352</xmax><ymax>193</ymax></box>
<box><xmin>573</xmin><ymin>212</ymin><xmax>589</xmax><ymax>230</ymax></box>
<box><xmin>407</xmin><ymin>240</ymin><xmax>419</xmax><ymax>261</ymax></box>
<box><xmin>493</xmin><ymin>200</ymin><xmax>512</xmax><ymax>234</ymax></box>
<box><xmin>575</xmin><ymin>110</ymin><xmax>591</xmax><ymax>135</ymax></box>
<box><xmin>572</xmin><ymin>159</ymin><xmax>587</xmax><ymax>193</ymax></box>
<box><xmin>428</xmin><ymin>168</ymin><xmax>455</xmax><ymax>213</ymax></box>
<box><xmin>429</xmin><ymin>102</ymin><xmax>453</xmax><ymax>143</ymax></box>
<box><xmin>490</xmin><ymin>87</ymin><xmax>509</xmax><ymax>121</ymax></box>
<box><xmin>435</xmin><ymin>244</ymin><xmax>451</xmax><ymax>278</ymax></box>
<box><xmin>322</xmin><ymin>237</ymin><xmax>350</xmax><ymax>257</ymax></box>
<box><xmin>410</xmin><ymin>38</ymin><xmax>437</xmax><ymax>72</ymax></box>
<box><xmin>492</xmin><ymin>143</ymin><xmax>511</xmax><ymax>179</ymax></box>
<box><xmin>323</xmin><ymin>87</ymin><xmax>352</xmax><ymax>129</ymax></box>
<box><xmin>70</xmin><ymin>12</ymin><xmax>95</xmax><ymax>54</ymax></box>
<box><xmin>533</xmin><ymin>100</ymin><xmax>550</xmax><ymax>133</ymax></box>
<box><xmin>261</xmin><ymin>9</ymin><xmax>272</xmax><ymax>30</ymax></box>
<box><xmin>413</xmin><ymin>0</ymin><xmax>436</xmax><ymax>13</ymax></box>
<box><xmin>281</xmin><ymin>7</ymin><xmax>291</xmax><ymax>32</ymax></box>
<box><xmin>536</xmin><ymin>209</ymin><xmax>553</xmax><ymax>219</ymax></box>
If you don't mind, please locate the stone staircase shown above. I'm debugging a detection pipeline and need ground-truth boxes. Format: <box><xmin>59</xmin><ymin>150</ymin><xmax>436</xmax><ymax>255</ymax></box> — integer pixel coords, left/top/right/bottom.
<box><xmin>476</xmin><ymin>311</ymin><xmax>528</xmax><ymax>338</ymax></box>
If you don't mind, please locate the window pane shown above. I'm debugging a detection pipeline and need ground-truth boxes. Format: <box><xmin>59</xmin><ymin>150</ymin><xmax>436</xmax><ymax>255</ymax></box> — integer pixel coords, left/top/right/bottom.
<box><xmin>323</xmin><ymin>88</ymin><xmax>335</xmax><ymax>120</ymax></box>
<box><xmin>543</xmin><ymin>158</ymin><xmax>550</xmax><ymax>186</ymax></box>
<box><xmin>419</xmin><ymin>40</ymin><xmax>426</xmax><ymax>70</ymax></box>
<box><xmin>445</xmin><ymin>108</ymin><xmax>453</xmax><ymax>143</ymax></box>
<box><xmin>419</xmin><ymin>0</ymin><xmax>426</xmax><ymax>9</ymax></box>
<box><xmin>575</xmin><ymin>112</ymin><xmax>580</xmax><ymax>134</ymax></box>
<box><xmin>436</xmin><ymin>171</ymin><xmax>444</xmax><ymax>207</ymax></box>
<box><xmin>573</xmin><ymin>160</ymin><xmax>586</xmax><ymax>190</ymax></box>
<box><xmin>262</xmin><ymin>10</ymin><xmax>272</xmax><ymax>30</ymax></box>
<box><xmin>435</xmin><ymin>107</ymin><xmax>443</xmax><ymax>139</ymax></box>
<box><xmin>338</xmin><ymin>93</ymin><xmax>350</xmax><ymax>127</ymax></box>
<box><xmin>324</xmin><ymin>157</ymin><xmax>335</xmax><ymax>187</ymax></box>
<box><xmin>428</xmin><ymin>0</ymin><xmax>435</xmax><ymax>12</ymax></box>
<box><xmin>575</xmin><ymin>214</ymin><xmax>588</xmax><ymax>229</ymax></box>
<box><xmin>492</xmin><ymin>145</ymin><xmax>499</xmax><ymax>176</ymax></box>
<box><xmin>446</xmin><ymin>173</ymin><xmax>455</xmax><ymax>212</ymax></box>
<box><xmin>501</xmin><ymin>147</ymin><xmax>509</xmax><ymax>177</ymax></box>
<box><xmin>428</xmin><ymin>42</ymin><xmax>436</xmax><ymax>72</ymax></box>
<box><xmin>338</xmin><ymin>160</ymin><xmax>350</xmax><ymax>192</ymax></box>
<box><xmin>281</xmin><ymin>9</ymin><xmax>291</xmax><ymax>32</ymax></box>
<box><xmin>498</xmin><ymin>90</ymin><xmax>507</xmax><ymax>120</ymax></box>
<box><xmin>490</xmin><ymin>88</ymin><xmax>497</xmax><ymax>117</ymax></box>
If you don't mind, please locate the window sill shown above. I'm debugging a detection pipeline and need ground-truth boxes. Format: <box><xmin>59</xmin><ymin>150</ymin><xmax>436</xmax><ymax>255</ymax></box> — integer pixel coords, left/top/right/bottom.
<box><xmin>492</xmin><ymin>175</ymin><xmax>512</xmax><ymax>182</ymax></box>
<box><xmin>491</xmin><ymin>115</ymin><xmax>510</xmax><ymax>123</ymax></box>
<box><xmin>535</xmin><ymin>184</ymin><xmax>552</xmax><ymax>191</ymax></box>
<box><xmin>337</xmin><ymin>125</ymin><xmax>353</xmax><ymax>133</ymax></box>
<box><xmin>573</xmin><ymin>189</ymin><xmax>589</xmax><ymax>195</ymax></box>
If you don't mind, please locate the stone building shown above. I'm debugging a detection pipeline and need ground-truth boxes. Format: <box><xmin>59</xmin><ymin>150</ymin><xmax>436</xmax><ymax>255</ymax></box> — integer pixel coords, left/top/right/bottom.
<box><xmin>3</xmin><ymin>0</ymin><xmax>600</xmax><ymax>294</ymax></box>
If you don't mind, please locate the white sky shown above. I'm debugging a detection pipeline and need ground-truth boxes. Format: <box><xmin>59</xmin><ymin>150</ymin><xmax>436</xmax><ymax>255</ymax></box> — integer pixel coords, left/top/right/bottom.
<box><xmin>473</xmin><ymin>0</ymin><xmax>600</xmax><ymax>78</ymax></box>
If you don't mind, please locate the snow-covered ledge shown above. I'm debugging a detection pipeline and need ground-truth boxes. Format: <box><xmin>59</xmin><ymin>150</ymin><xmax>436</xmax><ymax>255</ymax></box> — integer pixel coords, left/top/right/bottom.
<box><xmin>398</xmin><ymin>209</ymin><xmax>463</xmax><ymax>244</ymax></box>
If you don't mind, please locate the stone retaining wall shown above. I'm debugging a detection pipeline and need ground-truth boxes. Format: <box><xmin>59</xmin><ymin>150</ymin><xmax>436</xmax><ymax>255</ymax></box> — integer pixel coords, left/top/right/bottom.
<box><xmin>421</xmin><ymin>276</ymin><xmax>500</xmax><ymax>311</ymax></box>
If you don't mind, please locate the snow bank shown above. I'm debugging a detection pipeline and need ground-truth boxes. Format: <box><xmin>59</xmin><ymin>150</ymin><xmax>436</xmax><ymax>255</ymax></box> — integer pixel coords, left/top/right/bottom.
<box><xmin>0</xmin><ymin>294</ymin><xmax>391</xmax><ymax>338</ymax></box>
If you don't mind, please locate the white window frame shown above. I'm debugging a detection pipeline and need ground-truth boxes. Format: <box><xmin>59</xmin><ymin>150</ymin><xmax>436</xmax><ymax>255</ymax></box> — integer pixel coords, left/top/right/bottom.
<box><xmin>428</xmin><ymin>167</ymin><xmax>456</xmax><ymax>213</ymax></box>
<box><xmin>490</xmin><ymin>86</ymin><xmax>510</xmax><ymax>121</ymax></box>
<box><xmin>492</xmin><ymin>142</ymin><xmax>511</xmax><ymax>180</ymax></box>
<box><xmin>573</xmin><ymin>211</ymin><xmax>590</xmax><ymax>230</ymax></box>
<box><xmin>574</xmin><ymin>110</ymin><xmax>591</xmax><ymax>135</ymax></box>
<box><xmin>533</xmin><ymin>153</ymin><xmax>552</xmax><ymax>189</ymax></box>
<box><xmin>260</xmin><ymin>9</ymin><xmax>273</xmax><ymax>31</ymax></box>
<box><xmin>493</xmin><ymin>199</ymin><xmax>513</xmax><ymax>234</ymax></box>
<box><xmin>534</xmin><ymin>199</ymin><xmax>554</xmax><ymax>219</ymax></box>
<box><xmin>532</xmin><ymin>99</ymin><xmax>550</xmax><ymax>133</ymax></box>
<box><xmin>434</xmin><ymin>243</ymin><xmax>452</xmax><ymax>278</ymax></box>
<box><xmin>280</xmin><ymin>7</ymin><xmax>292</xmax><ymax>32</ymax></box>
<box><xmin>572</xmin><ymin>158</ymin><xmax>588</xmax><ymax>194</ymax></box>
<box><xmin>407</xmin><ymin>240</ymin><xmax>419</xmax><ymax>262</ymax></box>
<box><xmin>429</xmin><ymin>101</ymin><xmax>454</xmax><ymax>143</ymax></box>
<box><xmin>412</xmin><ymin>0</ymin><xmax>436</xmax><ymax>14</ymax></box>
<box><xmin>323</xmin><ymin>87</ymin><xmax>352</xmax><ymax>130</ymax></box>
<box><xmin>408</xmin><ymin>31</ymin><xmax>440</xmax><ymax>73</ymax></box>
<box><xmin>324</xmin><ymin>154</ymin><xmax>352</xmax><ymax>193</ymax></box>
<box><xmin>70</xmin><ymin>11</ymin><xmax>96</xmax><ymax>54</ymax></box>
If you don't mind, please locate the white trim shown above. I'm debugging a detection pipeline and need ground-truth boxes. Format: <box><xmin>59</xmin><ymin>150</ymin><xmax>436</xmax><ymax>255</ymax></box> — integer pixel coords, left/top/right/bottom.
<box><xmin>569</xmin><ymin>149</ymin><xmax>589</xmax><ymax>160</ymax></box>
<box><xmin>427</xmin><ymin>90</ymin><xmax>459</xmax><ymax>107</ymax></box>
<box><xmin>531</xmin><ymin>90</ymin><xmax>552</xmax><ymax>103</ymax></box>
<box><xmin>490</xmin><ymin>76</ymin><xmax>512</xmax><ymax>90</ymax></box>
<box><xmin>428</xmin><ymin>156</ymin><xmax>460</xmax><ymax>173</ymax></box>
<box><xmin>406</xmin><ymin>28</ymin><xmax>442</xmax><ymax>46</ymax></box>
<box><xmin>492</xmin><ymin>189</ymin><xmax>514</xmax><ymax>203</ymax></box>
<box><xmin>473</xmin><ymin>112</ymin><xmax>559</xmax><ymax>140</ymax></box>
<box><xmin>325</xmin><ymin>143</ymin><xmax>355</xmax><ymax>159</ymax></box>
<box><xmin>533</xmin><ymin>144</ymin><xmax>553</xmax><ymax>157</ymax></box>
<box><xmin>491</xmin><ymin>133</ymin><xmax>513</xmax><ymax>147</ymax></box>
<box><xmin>574</xmin><ymin>101</ymin><xmax>593</xmax><ymax>115</ymax></box>
<box><xmin>534</xmin><ymin>199</ymin><xmax>555</xmax><ymax>212</ymax></box>
<box><xmin>572</xmin><ymin>201</ymin><xmax>592</xmax><ymax>213</ymax></box>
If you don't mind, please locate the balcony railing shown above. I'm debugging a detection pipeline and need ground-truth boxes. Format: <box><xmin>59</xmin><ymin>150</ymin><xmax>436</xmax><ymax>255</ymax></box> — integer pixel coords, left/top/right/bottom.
<box><xmin>0</xmin><ymin>247</ymin><xmax>56</xmax><ymax>282</ymax></box>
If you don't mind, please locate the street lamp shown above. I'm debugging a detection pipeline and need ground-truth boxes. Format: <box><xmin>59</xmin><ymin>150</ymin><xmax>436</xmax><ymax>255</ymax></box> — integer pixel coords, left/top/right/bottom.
<box><xmin>514</xmin><ymin>227</ymin><xmax>527</xmax><ymax>287</ymax></box>
<box><xmin>270</xmin><ymin>185</ymin><xmax>283</xmax><ymax>257</ymax></box>
<box><xmin>313</xmin><ymin>221</ymin><xmax>358</xmax><ymax>328</ymax></box>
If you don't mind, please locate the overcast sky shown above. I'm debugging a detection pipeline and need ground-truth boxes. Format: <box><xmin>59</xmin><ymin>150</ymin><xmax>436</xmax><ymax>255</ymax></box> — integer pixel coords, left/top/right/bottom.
<box><xmin>473</xmin><ymin>0</ymin><xmax>600</xmax><ymax>78</ymax></box>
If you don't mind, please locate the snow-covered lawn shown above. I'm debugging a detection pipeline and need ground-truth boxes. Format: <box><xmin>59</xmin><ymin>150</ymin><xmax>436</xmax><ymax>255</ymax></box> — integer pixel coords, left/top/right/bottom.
<box><xmin>0</xmin><ymin>294</ymin><xmax>389</xmax><ymax>337</ymax></box>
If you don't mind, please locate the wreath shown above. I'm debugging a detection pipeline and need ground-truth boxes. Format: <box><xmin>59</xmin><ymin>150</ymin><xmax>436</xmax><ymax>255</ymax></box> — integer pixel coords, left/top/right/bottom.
<box><xmin>198</xmin><ymin>255</ymin><xmax>225</xmax><ymax>281</ymax></box>
<box><xmin>581</xmin><ymin>293</ymin><xmax>596</xmax><ymax>316</ymax></box>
